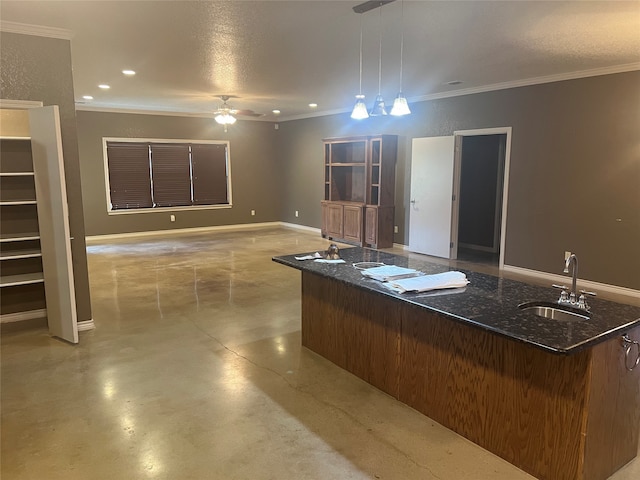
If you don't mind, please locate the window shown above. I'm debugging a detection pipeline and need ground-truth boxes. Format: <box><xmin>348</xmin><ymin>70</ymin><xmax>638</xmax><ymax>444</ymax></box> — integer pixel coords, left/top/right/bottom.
<box><xmin>104</xmin><ymin>139</ymin><xmax>231</xmax><ymax>212</ymax></box>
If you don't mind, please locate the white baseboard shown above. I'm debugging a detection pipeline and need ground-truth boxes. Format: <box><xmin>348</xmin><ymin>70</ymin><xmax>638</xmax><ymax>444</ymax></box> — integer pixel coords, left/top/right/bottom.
<box><xmin>77</xmin><ymin>319</ymin><xmax>95</xmax><ymax>331</ymax></box>
<box><xmin>1</xmin><ymin>308</ymin><xmax>46</xmax><ymax>323</ymax></box>
<box><xmin>502</xmin><ymin>265</ymin><xmax>640</xmax><ymax>300</ymax></box>
<box><xmin>280</xmin><ymin>222</ymin><xmax>321</xmax><ymax>234</ymax></box>
<box><xmin>86</xmin><ymin>222</ymin><xmax>282</xmax><ymax>243</ymax></box>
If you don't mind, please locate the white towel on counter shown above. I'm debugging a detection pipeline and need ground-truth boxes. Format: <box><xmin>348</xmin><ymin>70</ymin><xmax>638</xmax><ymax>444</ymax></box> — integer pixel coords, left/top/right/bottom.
<box><xmin>386</xmin><ymin>271</ymin><xmax>469</xmax><ymax>293</ymax></box>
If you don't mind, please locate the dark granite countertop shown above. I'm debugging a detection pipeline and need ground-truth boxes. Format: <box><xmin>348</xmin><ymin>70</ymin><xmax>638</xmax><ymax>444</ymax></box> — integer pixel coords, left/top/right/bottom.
<box><xmin>273</xmin><ymin>247</ymin><xmax>640</xmax><ymax>355</ymax></box>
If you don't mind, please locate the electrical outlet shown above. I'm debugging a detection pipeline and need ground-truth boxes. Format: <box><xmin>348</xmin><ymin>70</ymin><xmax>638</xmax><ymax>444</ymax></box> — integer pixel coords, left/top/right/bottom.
<box><xmin>565</xmin><ymin>251</ymin><xmax>572</xmax><ymax>260</ymax></box>
<box><xmin>170</xmin><ymin>214</ymin><xmax>176</xmax><ymax>222</ymax></box>
<box><xmin>251</xmin><ymin>210</ymin><xmax>256</xmax><ymax>216</ymax></box>
<box><xmin>295</xmin><ymin>210</ymin><xmax>299</xmax><ymax>217</ymax></box>
<box><xmin>394</xmin><ymin>225</ymin><xmax>399</xmax><ymax>234</ymax></box>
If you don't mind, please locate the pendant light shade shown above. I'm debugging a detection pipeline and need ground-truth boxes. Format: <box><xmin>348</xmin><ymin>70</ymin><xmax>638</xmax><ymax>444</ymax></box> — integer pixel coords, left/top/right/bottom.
<box><xmin>370</xmin><ymin>95</ymin><xmax>387</xmax><ymax>116</ymax></box>
<box><xmin>390</xmin><ymin>0</ymin><xmax>410</xmax><ymax>116</ymax></box>
<box><xmin>351</xmin><ymin>15</ymin><xmax>369</xmax><ymax>120</ymax></box>
<box><xmin>369</xmin><ymin>5</ymin><xmax>387</xmax><ymax>116</ymax></box>
<box><xmin>390</xmin><ymin>93</ymin><xmax>410</xmax><ymax>116</ymax></box>
<box><xmin>351</xmin><ymin>95</ymin><xmax>369</xmax><ymax>120</ymax></box>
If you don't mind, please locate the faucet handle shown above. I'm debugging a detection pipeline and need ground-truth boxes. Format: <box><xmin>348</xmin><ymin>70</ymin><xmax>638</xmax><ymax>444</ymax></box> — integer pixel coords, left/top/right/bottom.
<box><xmin>578</xmin><ymin>290</ymin><xmax>596</xmax><ymax>310</ymax></box>
<box><xmin>552</xmin><ymin>284</ymin><xmax>569</xmax><ymax>303</ymax></box>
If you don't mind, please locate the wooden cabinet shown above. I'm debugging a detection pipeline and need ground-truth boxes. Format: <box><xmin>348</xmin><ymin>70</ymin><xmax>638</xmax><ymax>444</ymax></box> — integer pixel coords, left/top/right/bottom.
<box><xmin>321</xmin><ymin>135</ymin><xmax>397</xmax><ymax>248</ymax></box>
<box><xmin>0</xmin><ymin>106</ymin><xmax>78</xmax><ymax>343</ymax></box>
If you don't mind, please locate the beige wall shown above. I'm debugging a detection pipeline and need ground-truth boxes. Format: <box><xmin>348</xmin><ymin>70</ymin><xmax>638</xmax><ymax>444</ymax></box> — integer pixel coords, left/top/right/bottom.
<box><xmin>277</xmin><ymin>72</ymin><xmax>640</xmax><ymax>290</ymax></box>
<box><xmin>76</xmin><ymin>111</ymin><xmax>283</xmax><ymax>236</ymax></box>
<box><xmin>0</xmin><ymin>32</ymin><xmax>92</xmax><ymax>323</ymax></box>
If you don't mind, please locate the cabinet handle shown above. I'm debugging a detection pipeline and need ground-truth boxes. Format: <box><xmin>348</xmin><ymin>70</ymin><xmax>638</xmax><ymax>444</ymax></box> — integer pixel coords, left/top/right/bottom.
<box><xmin>622</xmin><ymin>334</ymin><xmax>640</xmax><ymax>371</ymax></box>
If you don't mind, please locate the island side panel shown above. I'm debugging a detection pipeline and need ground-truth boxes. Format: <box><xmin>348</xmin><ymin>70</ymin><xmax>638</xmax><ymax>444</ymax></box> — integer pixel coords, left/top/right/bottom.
<box><xmin>398</xmin><ymin>304</ymin><xmax>592</xmax><ymax>480</ymax></box>
<box><xmin>301</xmin><ymin>271</ymin><xmax>402</xmax><ymax>397</ymax></box>
<box><xmin>584</xmin><ymin>326</ymin><xmax>640</xmax><ymax>480</ymax></box>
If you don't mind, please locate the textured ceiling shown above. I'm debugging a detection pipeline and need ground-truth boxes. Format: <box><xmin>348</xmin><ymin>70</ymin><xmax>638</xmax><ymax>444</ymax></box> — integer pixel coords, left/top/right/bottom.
<box><xmin>1</xmin><ymin>1</ymin><xmax>639</xmax><ymax>121</ymax></box>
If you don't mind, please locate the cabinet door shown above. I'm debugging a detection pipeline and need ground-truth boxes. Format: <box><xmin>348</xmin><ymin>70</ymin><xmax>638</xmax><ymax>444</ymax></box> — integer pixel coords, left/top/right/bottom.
<box><xmin>30</xmin><ymin>106</ymin><xmax>78</xmax><ymax>344</ymax></box>
<box><xmin>343</xmin><ymin>205</ymin><xmax>363</xmax><ymax>243</ymax></box>
<box><xmin>326</xmin><ymin>203</ymin><xmax>344</xmax><ymax>238</ymax></box>
<box><xmin>365</xmin><ymin>207</ymin><xmax>378</xmax><ymax>245</ymax></box>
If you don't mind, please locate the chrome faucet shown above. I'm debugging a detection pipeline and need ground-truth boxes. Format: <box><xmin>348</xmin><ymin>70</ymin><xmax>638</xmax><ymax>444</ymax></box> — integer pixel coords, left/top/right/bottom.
<box><xmin>552</xmin><ymin>253</ymin><xmax>596</xmax><ymax>310</ymax></box>
<box><xmin>564</xmin><ymin>254</ymin><xmax>579</xmax><ymax>304</ymax></box>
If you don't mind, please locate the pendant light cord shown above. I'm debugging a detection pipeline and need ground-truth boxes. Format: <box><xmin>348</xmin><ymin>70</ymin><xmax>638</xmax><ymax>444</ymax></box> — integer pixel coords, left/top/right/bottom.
<box><xmin>358</xmin><ymin>15</ymin><xmax>364</xmax><ymax>95</ymax></box>
<box><xmin>399</xmin><ymin>0</ymin><xmax>404</xmax><ymax>93</ymax></box>
<box><xmin>377</xmin><ymin>5</ymin><xmax>383</xmax><ymax>95</ymax></box>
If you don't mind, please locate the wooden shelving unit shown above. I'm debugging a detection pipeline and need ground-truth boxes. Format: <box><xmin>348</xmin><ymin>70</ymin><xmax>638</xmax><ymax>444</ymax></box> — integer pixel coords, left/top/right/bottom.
<box><xmin>321</xmin><ymin>135</ymin><xmax>397</xmax><ymax>248</ymax></box>
<box><xmin>0</xmin><ymin>106</ymin><xmax>78</xmax><ymax>343</ymax></box>
<box><xmin>0</xmin><ymin>140</ymin><xmax>47</xmax><ymax>318</ymax></box>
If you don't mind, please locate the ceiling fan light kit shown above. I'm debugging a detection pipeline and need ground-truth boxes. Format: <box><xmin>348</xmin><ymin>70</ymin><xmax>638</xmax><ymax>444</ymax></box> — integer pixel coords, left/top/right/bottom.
<box><xmin>213</xmin><ymin>95</ymin><xmax>262</xmax><ymax>130</ymax></box>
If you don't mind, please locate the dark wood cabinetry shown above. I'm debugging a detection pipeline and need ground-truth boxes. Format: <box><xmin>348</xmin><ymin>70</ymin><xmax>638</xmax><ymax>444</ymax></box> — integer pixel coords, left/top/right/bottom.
<box><xmin>321</xmin><ymin>135</ymin><xmax>397</xmax><ymax>248</ymax></box>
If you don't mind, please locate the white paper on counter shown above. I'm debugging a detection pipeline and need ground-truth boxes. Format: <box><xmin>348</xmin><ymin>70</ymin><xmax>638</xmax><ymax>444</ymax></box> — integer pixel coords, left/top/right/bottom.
<box><xmin>386</xmin><ymin>271</ymin><xmax>469</xmax><ymax>293</ymax></box>
<box><xmin>295</xmin><ymin>252</ymin><xmax>322</xmax><ymax>260</ymax></box>
<box><xmin>360</xmin><ymin>265</ymin><xmax>423</xmax><ymax>282</ymax></box>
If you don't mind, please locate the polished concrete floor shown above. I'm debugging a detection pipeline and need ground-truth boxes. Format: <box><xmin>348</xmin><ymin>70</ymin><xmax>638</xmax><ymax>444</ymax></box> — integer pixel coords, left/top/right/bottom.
<box><xmin>2</xmin><ymin>226</ymin><xmax>638</xmax><ymax>479</ymax></box>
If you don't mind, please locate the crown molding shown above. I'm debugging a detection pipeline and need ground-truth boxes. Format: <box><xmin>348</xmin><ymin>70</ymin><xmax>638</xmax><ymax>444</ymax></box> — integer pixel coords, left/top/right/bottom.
<box><xmin>0</xmin><ymin>21</ymin><xmax>73</xmax><ymax>40</ymax></box>
<box><xmin>75</xmin><ymin>103</ymin><xmax>271</xmax><ymax>121</ymax></box>
<box><xmin>412</xmin><ymin>63</ymin><xmax>640</xmax><ymax>104</ymax></box>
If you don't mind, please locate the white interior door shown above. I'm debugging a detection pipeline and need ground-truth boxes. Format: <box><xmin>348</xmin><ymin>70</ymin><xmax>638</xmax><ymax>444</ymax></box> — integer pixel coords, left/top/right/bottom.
<box><xmin>29</xmin><ymin>106</ymin><xmax>78</xmax><ymax>344</ymax></box>
<box><xmin>408</xmin><ymin>136</ymin><xmax>458</xmax><ymax>259</ymax></box>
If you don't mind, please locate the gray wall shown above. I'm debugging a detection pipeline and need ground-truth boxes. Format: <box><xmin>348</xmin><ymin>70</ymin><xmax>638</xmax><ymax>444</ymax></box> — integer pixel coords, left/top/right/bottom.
<box><xmin>76</xmin><ymin>111</ymin><xmax>282</xmax><ymax>236</ymax></box>
<box><xmin>277</xmin><ymin>72</ymin><xmax>640</xmax><ymax>290</ymax></box>
<box><xmin>0</xmin><ymin>32</ymin><xmax>92</xmax><ymax>323</ymax></box>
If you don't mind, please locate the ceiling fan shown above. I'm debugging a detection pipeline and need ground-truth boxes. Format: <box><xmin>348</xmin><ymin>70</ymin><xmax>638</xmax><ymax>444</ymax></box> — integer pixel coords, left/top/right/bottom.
<box><xmin>213</xmin><ymin>95</ymin><xmax>262</xmax><ymax>131</ymax></box>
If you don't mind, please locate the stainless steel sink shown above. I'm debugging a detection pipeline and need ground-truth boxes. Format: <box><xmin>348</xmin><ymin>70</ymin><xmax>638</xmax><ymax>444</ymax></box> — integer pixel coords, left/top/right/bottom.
<box><xmin>518</xmin><ymin>301</ymin><xmax>590</xmax><ymax>321</ymax></box>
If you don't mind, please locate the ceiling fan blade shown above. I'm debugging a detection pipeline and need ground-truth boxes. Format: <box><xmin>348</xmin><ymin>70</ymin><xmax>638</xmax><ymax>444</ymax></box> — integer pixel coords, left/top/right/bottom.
<box><xmin>231</xmin><ymin>109</ymin><xmax>263</xmax><ymax>117</ymax></box>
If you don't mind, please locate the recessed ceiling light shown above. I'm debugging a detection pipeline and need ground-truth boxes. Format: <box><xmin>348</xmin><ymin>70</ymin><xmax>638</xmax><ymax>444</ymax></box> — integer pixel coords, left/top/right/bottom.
<box><xmin>309</xmin><ymin>103</ymin><xmax>318</xmax><ymax>108</ymax></box>
<box><xmin>82</xmin><ymin>95</ymin><xmax>94</xmax><ymax>100</ymax></box>
<box><xmin>272</xmin><ymin>109</ymin><xmax>281</xmax><ymax>115</ymax></box>
<box><xmin>98</xmin><ymin>84</ymin><xmax>110</xmax><ymax>89</ymax></box>
<box><xmin>122</xmin><ymin>69</ymin><xmax>136</xmax><ymax>76</ymax></box>
<box><xmin>446</xmin><ymin>80</ymin><xmax>463</xmax><ymax>86</ymax></box>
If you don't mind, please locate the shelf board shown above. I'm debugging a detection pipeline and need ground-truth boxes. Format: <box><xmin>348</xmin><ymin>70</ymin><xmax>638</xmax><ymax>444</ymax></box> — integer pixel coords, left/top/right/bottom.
<box><xmin>0</xmin><ymin>172</ymin><xmax>35</xmax><ymax>177</ymax></box>
<box><xmin>0</xmin><ymin>200</ymin><xmax>37</xmax><ymax>205</ymax></box>
<box><xmin>329</xmin><ymin>163</ymin><xmax>366</xmax><ymax>167</ymax></box>
<box><xmin>0</xmin><ymin>272</ymin><xmax>44</xmax><ymax>287</ymax></box>
<box><xmin>0</xmin><ymin>249</ymin><xmax>42</xmax><ymax>260</ymax></box>
<box><xmin>0</xmin><ymin>233</ymin><xmax>40</xmax><ymax>243</ymax></box>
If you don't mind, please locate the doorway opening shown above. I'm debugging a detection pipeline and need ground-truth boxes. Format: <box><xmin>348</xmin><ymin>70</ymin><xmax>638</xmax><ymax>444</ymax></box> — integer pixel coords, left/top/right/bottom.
<box><xmin>456</xmin><ymin>134</ymin><xmax>506</xmax><ymax>267</ymax></box>
<box><xmin>408</xmin><ymin>127</ymin><xmax>512</xmax><ymax>269</ymax></box>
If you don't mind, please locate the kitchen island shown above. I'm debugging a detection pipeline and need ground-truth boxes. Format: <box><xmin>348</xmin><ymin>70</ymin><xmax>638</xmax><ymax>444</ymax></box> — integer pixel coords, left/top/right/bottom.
<box><xmin>273</xmin><ymin>247</ymin><xmax>640</xmax><ymax>480</ymax></box>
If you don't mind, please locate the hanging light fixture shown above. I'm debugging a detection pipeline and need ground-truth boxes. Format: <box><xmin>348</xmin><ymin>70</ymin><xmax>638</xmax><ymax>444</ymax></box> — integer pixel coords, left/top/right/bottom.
<box><xmin>390</xmin><ymin>0</ymin><xmax>411</xmax><ymax>116</ymax></box>
<box><xmin>351</xmin><ymin>14</ymin><xmax>369</xmax><ymax>120</ymax></box>
<box><xmin>214</xmin><ymin>113</ymin><xmax>237</xmax><ymax>126</ymax></box>
<box><xmin>369</xmin><ymin>3</ymin><xmax>387</xmax><ymax>116</ymax></box>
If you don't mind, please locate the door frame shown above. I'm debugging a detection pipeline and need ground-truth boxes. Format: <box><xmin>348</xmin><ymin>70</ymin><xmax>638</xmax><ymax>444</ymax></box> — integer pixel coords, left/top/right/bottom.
<box><xmin>453</xmin><ymin>127</ymin><xmax>512</xmax><ymax>269</ymax></box>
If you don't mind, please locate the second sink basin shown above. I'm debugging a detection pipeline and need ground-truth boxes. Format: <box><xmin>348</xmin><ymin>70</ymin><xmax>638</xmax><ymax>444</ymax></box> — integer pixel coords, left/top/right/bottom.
<box><xmin>518</xmin><ymin>301</ymin><xmax>590</xmax><ymax>321</ymax></box>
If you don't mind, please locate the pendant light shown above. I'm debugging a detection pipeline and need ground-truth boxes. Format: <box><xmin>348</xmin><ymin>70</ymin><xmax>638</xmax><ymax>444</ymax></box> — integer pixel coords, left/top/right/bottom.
<box><xmin>351</xmin><ymin>14</ymin><xmax>369</xmax><ymax>120</ymax></box>
<box><xmin>369</xmin><ymin>3</ymin><xmax>387</xmax><ymax>116</ymax></box>
<box><xmin>390</xmin><ymin>0</ymin><xmax>411</xmax><ymax>116</ymax></box>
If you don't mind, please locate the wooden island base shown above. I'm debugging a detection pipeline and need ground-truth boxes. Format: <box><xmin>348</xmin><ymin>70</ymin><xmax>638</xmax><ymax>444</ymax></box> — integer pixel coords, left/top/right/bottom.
<box><xmin>301</xmin><ymin>271</ymin><xmax>640</xmax><ymax>480</ymax></box>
